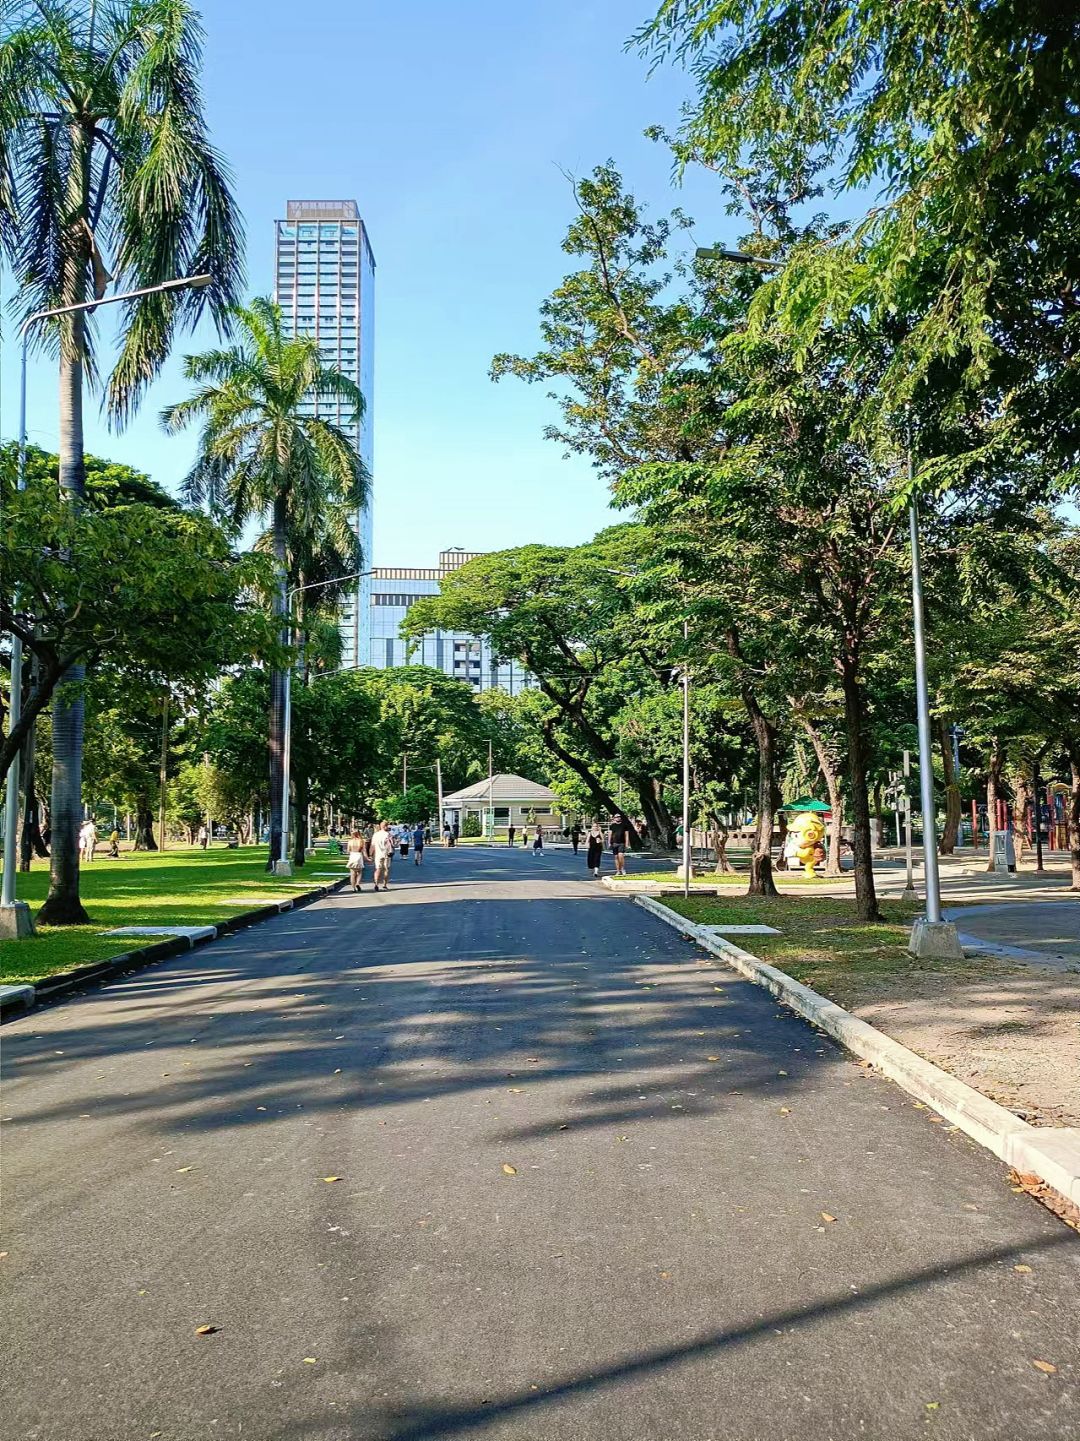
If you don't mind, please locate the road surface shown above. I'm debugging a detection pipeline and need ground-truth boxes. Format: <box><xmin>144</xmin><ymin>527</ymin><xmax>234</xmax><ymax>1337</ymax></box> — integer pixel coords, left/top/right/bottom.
<box><xmin>2</xmin><ymin>845</ymin><xmax>1077</xmax><ymax>1440</ymax></box>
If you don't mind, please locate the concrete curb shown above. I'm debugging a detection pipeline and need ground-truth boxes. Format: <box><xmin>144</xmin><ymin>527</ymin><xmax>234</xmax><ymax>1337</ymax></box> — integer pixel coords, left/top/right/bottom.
<box><xmin>0</xmin><ymin>877</ymin><xmax>348</xmax><ymax>1023</ymax></box>
<box><xmin>634</xmin><ymin>893</ymin><xmax>1080</xmax><ymax>1207</ymax></box>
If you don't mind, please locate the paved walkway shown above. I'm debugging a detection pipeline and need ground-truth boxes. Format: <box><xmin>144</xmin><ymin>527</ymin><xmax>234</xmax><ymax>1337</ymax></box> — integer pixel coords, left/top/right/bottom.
<box><xmin>1</xmin><ymin>848</ymin><xmax>1077</xmax><ymax>1440</ymax></box>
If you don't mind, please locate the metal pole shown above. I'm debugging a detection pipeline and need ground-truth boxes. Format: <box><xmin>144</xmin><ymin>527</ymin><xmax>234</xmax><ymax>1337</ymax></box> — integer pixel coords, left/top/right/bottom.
<box><xmin>279</xmin><ymin>661</ymin><xmax>292</xmax><ymax>868</ymax></box>
<box><xmin>436</xmin><ymin>758</ymin><xmax>444</xmax><ymax>842</ymax></box>
<box><xmin>909</xmin><ymin>495</ymin><xmax>942</xmax><ymax>923</ymax></box>
<box><xmin>1</xmin><ymin>330</ymin><xmax>31</xmax><ymax>917</ymax></box>
<box><xmin>682</xmin><ymin>620</ymin><xmax>691</xmax><ymax>899</ymax></box>
<box><xmin>488</xmin><ymin>740</ymin><xmax>494</xmax><ymax>839</ymax></box>
<box><xmin>403</xmin><ymin>752</ymin><xmax>408</xmax><ymax>795</ymax></box>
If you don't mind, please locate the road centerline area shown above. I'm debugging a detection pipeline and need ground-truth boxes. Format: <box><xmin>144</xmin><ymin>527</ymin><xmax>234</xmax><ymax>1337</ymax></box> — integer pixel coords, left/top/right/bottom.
<box><xmin>2</xmin><ymin>846</ymin><xmax>1077</xmax><ymax>1441</ymax></box>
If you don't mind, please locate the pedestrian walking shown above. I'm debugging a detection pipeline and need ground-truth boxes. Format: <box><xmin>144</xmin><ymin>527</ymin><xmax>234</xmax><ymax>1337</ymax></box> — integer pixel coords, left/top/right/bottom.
<box><xmin>398</xmin><ymin>826</ymin><xmax>410</xmax><ymax>861</ymax></box>
<box><xmin>412</xmin><ymin>822</ymin><xmax>425</xmax><ymax>865</ymax></box>
<box><xmin>197</xmin><ymin>823</ymin><xmax>209</xmax><ymax>850</ymax></box>
<box><xmin>443</xmin><ymin>821</ymin><xmax>454</xmax><ymax>848</ymax></box>
<box><xmin>532</xmin><ymin>824</ymin><xmax>544</xmax><ymax>856</ymax></box>
<box><xmin>79</xmin><ymin>818</ymin><xmax>96</xmax><ymax>862</ymax></box>
<box><xmin>570</xmin><ymin>822</ymin><xmax>582</xmax><ymax>854</ymax></box>
<box><xmin>522</xmin><ymin>825</ymin><xmax>529</xmax><ymax>847</ymax></box>
<box><xmin>586</xmin><ymin>822</ymin><xmax>603</xmax><ymax>877</ymax></box>
<box><xmin>346</xmin><ymin>828</ymin><xmax>368</xmax><ymax>892</ymax></box>
<box><xmin>372</xmin><ymin>821</ymin><xmax>394</xmax><ymax>891</ymax></box>
<box><xmin>508</xmin><ymin>824</ymin><xmax>516</xmax><ymax>847</ymax></box>
<box><xmin>608</xmin><ymin>812</ymin><xmax>633</xmax><ymax>877</ymax></box>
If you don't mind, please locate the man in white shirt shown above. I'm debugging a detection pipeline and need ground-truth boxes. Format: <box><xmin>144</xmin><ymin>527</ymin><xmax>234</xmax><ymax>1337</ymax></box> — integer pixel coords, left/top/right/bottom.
<box><xmin>371</xmin><ymin>821</ymin><xmax>395</xmax><ymax>892</ymax></box>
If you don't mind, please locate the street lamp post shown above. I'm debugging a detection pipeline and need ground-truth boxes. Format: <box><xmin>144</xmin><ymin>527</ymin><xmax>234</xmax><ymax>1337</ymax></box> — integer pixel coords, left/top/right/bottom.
<box><xmin>1</xmin><ymin>274</ymin><xmax>213</xmax><ymax>940</ymax></box>
<box><xmin>681</xmin><ymin>620</ymin><xmax>691</xmax><ymax>899</ymax></box>
<box><xmin>277</xmin><ymin>569</ymin><xmax>374</xmax><ymax>875</ymax></box>
<box><xmin>696</xmin><ymin>246</ymin><xmax>961</xmax><ymax>957</ymax></box>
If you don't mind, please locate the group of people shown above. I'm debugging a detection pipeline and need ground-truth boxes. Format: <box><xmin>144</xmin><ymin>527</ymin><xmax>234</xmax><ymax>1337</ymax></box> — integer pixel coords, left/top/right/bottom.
<box><xmin>78</xmin><ymin>819</ymin><xmax>121</xmax><ymax>860</ymax></box>
<box><xmin>344</xmin><ymin>821</ymin><xmax>428</xmax><ymax>892</ymax></box>
<box><xmin>505</xmin><ymin>813</ymin><xmax>637</xmax><ymax>876</ymax></box>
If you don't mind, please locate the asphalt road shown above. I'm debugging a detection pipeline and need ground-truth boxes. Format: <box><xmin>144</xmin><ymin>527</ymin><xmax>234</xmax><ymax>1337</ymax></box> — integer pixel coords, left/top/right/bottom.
<box><xmin>2</xmin><ymin>845</ymin><xmax>1077</xmax><ymax>1441</ymax></box>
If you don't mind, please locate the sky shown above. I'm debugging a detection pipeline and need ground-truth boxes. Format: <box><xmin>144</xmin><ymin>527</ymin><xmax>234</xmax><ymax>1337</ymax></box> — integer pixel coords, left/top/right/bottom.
<box><xmin>0</xmin><ymin>0</ymin><xmax>736</xmax><ymax>566</ymax></box>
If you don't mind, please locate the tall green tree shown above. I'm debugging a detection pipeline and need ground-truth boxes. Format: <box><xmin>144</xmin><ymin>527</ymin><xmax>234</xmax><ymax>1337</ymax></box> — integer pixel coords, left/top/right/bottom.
<box><xmin>162</xmin><ymin>297</ymin><xmax>368</xmax><ymax>870</ymax></box>
<box><xmin>1</xmin><ymin>0</ymin><xmax>242</xmax><ymax>922</ymax></box>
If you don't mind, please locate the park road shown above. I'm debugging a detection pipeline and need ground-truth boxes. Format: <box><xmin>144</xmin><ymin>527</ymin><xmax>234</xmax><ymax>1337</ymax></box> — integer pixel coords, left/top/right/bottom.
<box><xmin>1</xmin><ymin>844</ymin><xmax>1078</xmax><ymax>1441</ymax></box>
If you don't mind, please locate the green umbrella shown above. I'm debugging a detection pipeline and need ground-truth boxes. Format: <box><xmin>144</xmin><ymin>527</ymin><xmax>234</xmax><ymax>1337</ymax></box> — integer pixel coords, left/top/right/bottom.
<box><xmin>785</xmin><ymin>796</ymin><xmax>831</xmax><ymax>813</ymax></box>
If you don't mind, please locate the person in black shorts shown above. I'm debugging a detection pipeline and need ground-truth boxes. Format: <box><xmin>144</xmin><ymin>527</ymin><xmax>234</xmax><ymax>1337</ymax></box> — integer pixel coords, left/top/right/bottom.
<box><xmin>608</xmin><ymin>812</ymin><xmax>633</xmax><ymax>876</ymax></box>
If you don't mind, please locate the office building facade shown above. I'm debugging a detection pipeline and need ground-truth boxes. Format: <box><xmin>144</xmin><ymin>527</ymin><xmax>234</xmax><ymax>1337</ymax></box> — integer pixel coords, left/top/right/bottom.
<box><xmin>370</xmin><ymin>548</ymin><xmax>533</xmax><ymax>693</ymax></box>
<box><xmin>273</xmin><ymin>200</ymin><xmax>375</xmax><ymax>665</ymax></box>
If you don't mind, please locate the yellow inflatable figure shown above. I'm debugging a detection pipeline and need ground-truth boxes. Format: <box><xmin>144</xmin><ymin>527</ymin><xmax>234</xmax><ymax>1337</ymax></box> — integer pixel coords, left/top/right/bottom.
<box><xmin>786</xmin><ymin>811</ymin><xmax>826</xmax><ymax>877</ymax></box>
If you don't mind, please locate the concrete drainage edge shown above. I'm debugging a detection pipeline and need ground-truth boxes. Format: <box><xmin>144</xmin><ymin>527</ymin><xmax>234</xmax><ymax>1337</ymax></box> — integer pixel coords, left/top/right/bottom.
<box><xmin>634</xmin><ymin>893</ymin><xmax>1080</xmax><ymax>1208</ymax></box>
<box><xmin>0</xmin><ymin>877</ymin><xmax>349</xmax><ymax>1022</ymax></box>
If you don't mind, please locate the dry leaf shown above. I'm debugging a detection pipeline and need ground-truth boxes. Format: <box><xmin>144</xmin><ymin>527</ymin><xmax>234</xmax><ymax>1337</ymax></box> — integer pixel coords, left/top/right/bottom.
<box><xmin>176</xmin><ymin>1166</ymin><xmax>193</xmax><ymax>1174</ymax></box>
<box><xmin>502</xmin><ymin>1163</ymin><xmax>517</xmax><ymax>1175</ymax></box>
<box><xmin>779</xmin><ymin>1107</ymin><xmax>792</xmax><ymax>1115</ymax></box>
<box><xmin>777</xmin><ymin>1070</ymin><xmax>788</xmax><ymax>1076</ymax></box>
<box><xmin>194</xmin><ymin>1324</ymin><xmax>218</xmax><ymax>1336</ymax></box>
<box><xmin>706</xmin><ymin>1056</ymin><xmax>720</xmax><ymax>1062</ymax></box>
<box><xmin>820</xmin><ymin>1212</ymin><xmax>837</xmax><ymax>1224</ymax></box>
<box><xmin>303</xmin><ymin>1357</ymin><xmax>318</xmax><ymax>1364</ymax></box>
<box><xmin>1014</xmin><ymin>1264</ymin><xmax>1033</xmax><ymax>1274</ymax></box>
<box><xmin>1032</xmin><ymin>1360</ymin><xmax>1057</xmax><ymax>1375</ymax></box>
<box><xmin>508</xmin><ymin>1088</ymin><xmax>523</xmax><ymax>1093</ymax></box>
<box><xmin>322</xmin><ymin>1176</ymin><xmax>341</xmax><ymax>1183</ymax></box>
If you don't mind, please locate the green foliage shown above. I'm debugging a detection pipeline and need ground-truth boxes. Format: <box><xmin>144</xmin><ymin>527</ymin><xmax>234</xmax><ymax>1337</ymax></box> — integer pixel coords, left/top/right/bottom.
<box><xmin>377</xmin><ymin>786</ymin><xmax>437</xmax><ymax>826</ymax></box>
<box><xmin>461</xmin><ymin>814</ymin><xmax>482</xmax><ymax>838</ymax></box>
<box><xmin>0</xmin><ymin>0</ymin><xmax>243</xmax><ymax>417</ymax></box>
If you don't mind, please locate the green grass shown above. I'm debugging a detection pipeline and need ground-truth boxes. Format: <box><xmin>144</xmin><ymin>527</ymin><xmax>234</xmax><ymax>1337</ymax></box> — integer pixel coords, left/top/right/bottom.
<box><xmin>0</xmin><ymin>845</ymin><xmax>343</xmax><ymax>986</ymax></box>
<box><xmin>628</xmin><ymin>869</ymin><xmax>854</xmax><ymax>887</ymax></box>
<box><xmin>659</xmin><ymin>894</ymin><xmax>1002</xmax><ymax>1009</ymax></box>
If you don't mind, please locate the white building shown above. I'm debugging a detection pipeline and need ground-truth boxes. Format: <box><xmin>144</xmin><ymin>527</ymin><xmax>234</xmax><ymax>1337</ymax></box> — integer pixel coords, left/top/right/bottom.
<box><xmin>441</xmin><ymin>774</ymin><xmax>562</xmax><ymax>834</ymax></box>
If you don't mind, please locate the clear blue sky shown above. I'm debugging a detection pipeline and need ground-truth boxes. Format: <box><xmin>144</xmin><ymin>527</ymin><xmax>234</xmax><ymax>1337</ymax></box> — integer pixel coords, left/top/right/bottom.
<box><xmin>0</xmin><ymin>0</ymin><xmax>733</xmax><ymax>564</ymax></box>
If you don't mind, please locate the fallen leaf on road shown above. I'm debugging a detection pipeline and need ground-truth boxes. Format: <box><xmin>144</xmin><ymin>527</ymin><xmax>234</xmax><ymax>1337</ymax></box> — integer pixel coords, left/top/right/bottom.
<box><xmin>322</xmin><ymin>1176</ymin><xmax>341</xmax><ymax>1183</ymax></box>
<box><xmin>303</xmin><ymin>1357</ymin><xmax>318</xmax><ymax>1364</ymax></box>
<box><xmin>779</xmin><ymin>1107</ymin><xmax>792</xmax><ymax>1115</ymax></box>
<box><xmin>176</xmin><ymin>1166</ymin><xmax>193</xmax><ymax>1174</ymax></box>
<box><xmin>777</xmin><ymin>1070</ymin><xmax>788</xmax><ymax>1077</ymax></box>
<box><xmin>925</xmin><ymin>1402</ymin><xmax>939</xmax><ymax>1411</ymax></box>
<box><xmin>820</xmin><ymin>1212</ymin><xmax>837</xmax><ymax>1224</ymax></box>
<box><xmin>1032</xmin><ymin>1360</ymin><xmax>1057</xmax><ymax>1375</ymax></box>
<box><xmin>194</xmin><ymin>1324</ymin><xmax>218</xmax><ymax>1335</ymax></box>
<box><xmin>502</xmin><ymin>1164</ymin><xmax>518</xmax><ymax>1175</ymax></box>
<box><xmin>1014</xmin><ymin>1264</ymin><xmax>1033</xmax><ymax>1274</ymax></box>
<box><xmin>706</xmin><ymin>1056</ymin><xmax>720</xmax><ymax>1062</ymax></box>
<box><xmin>557</xmin><ymin>1124</ymin><xmax>569</xmax><ymax>1131</ymax></box>
<box><xmin>508</xmin><ymin>1088</ymin><xmax>523</xmax><ymax>1093</ymax></box>
<box><xmin>256</xmin><ymin>1106</ymin><xmax>267</xmax><ymax>1111</ymax></box>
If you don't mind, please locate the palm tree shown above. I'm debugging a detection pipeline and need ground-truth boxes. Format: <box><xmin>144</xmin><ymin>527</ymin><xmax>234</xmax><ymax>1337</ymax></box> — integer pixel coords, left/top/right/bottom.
<box><xmin>162</xmin><ymin>298</ymin><xmax>368</xmax><ymax>870</ymax></box>
<box><xmin>0</xmin><ymin>0</ymin><xmax>243</xmax><ymax>923</ymax></box>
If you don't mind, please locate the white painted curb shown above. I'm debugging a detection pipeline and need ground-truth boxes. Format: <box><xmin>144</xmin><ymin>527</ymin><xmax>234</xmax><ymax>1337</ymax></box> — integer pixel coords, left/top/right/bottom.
<box><xmin>634</xmin><ymin>893</ymin><xmax>1080</xmax><ymax>1206</ymax></box>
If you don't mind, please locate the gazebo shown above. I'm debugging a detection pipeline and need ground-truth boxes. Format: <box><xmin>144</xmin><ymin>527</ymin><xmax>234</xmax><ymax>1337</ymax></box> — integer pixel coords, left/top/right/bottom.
<box><xmin>441</xmin><ymin>773</ymin><xmax>563</xmax><ymax>837</ymax></box>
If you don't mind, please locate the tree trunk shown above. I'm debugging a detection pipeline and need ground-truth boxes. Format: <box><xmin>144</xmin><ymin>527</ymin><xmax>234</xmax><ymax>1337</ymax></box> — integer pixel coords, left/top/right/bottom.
<box><xmin>18</xmin><ymin>721</ymin><xmax>48</xmax><ymax>869</ymax></box>
<box><xmin>292</xmin><ymin>773</ymin><xmax>309</xmax><ymax>868</ymax></box>
<box><xmin>840</xmin><ymin>653</ymin><xmax>879</xmax><ymax>921</ymax></box>
<box><xmin>746</xmin><ymin>706</ymin><xmax>778</xmax><ymax>896</ymax></box>
<box><xmin>267</xmin><ymin>495</ymin><xmax>288</xmax><ymax>871</ymax></box>
<box><xmin>133</xmin><ymin>802</ymin><xmax>158</xmax><ymax>851</ymax></box>
<box><xmin>796</xmin><ymin>716</ymin><xmax>844</xmax><ymax>876</ymax></box>
<box><xmin>635</xmin><ymin>776</ymin><xmax>673</xmax><ymax>850</ymax></box>
<box><xmin>537</xmin><ymin>714</ymin><xmax>635</xmax><ymax>844</ymax></box>
<box><xmin>1012</xmin><ymin>770</ymin><xmax>1031</xmax><ymax>865</ymax></box>
<box><xmin>1066</xmin><ymin>747</ymin><xmax>1080</xmax><ymax>892</ymax></box>
<box><xmin>938</xmin><ymin>718</ymin><xmax>961</xmax><ymax>854</ymax></box>
<box><xmin>774</xmin><ymin>810</ymin><xmax>789</xmax><ymax>869</ymax></box>
<box><xmin>38</xmin><ymin>121</ymin><xmax>91</xmax><ymax>925</ymax></box>
<box><xmin>708</xmin><ymin>818</ymin><xmax>734</xmax><ymax>873</ymax></box>
<box><xmin>984</xmin><ymin>739</ymin><xmax>1005</xmax><ymax>872</ymax></box>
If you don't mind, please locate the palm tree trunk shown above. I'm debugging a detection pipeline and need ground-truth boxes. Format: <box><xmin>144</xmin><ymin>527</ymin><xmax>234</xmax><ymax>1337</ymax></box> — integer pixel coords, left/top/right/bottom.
<box><xmin>267</xmin><ymin>495</ymin><xmax>289</xmax><ymax>871</ymax></box>
<box><xmin>38</xmin><ymin>307</ymin><xmax>90</xmax><ymax>924</ymax></box>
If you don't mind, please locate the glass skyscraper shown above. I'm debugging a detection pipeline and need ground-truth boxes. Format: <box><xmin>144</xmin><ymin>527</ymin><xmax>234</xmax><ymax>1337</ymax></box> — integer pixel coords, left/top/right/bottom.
<box><xmin>370</xmin><ymin>549</ymin><xmax>534</xmax><ymax>693</ymax></box>
<box><xmin>273</xmin><ymin>200</ymin><xmax>375</xmax><ymax>666</ymax></box>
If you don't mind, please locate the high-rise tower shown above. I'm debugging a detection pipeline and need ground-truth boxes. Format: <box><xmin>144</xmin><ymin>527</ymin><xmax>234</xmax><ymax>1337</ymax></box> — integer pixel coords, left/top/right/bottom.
<box><xmin>273</xmin><ymin>200</ymin><xmax>375</xmax><ymax>666</ymax></box>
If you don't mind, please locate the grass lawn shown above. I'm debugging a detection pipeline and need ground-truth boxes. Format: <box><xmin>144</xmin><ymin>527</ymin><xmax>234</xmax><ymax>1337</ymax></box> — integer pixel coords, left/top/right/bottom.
<box><xmin>658</xmin><ymin>893</ymin><xmax>995</xmax><ymax>1009</ymax></box>
<box><xmin>628</xmin><ymin>869</ymin><xmax>854</xmax><ymax>887</ymax></box>
<box><xmin>0</xmin><ymin>845</ymin><xmax>343</xmax><ymax>986</ymax></box>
